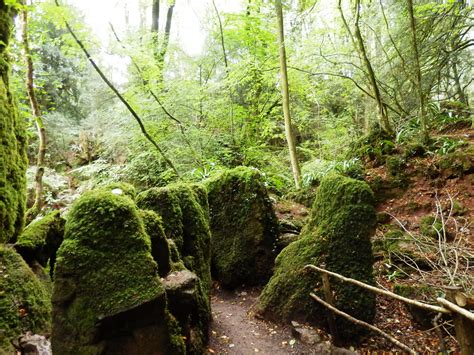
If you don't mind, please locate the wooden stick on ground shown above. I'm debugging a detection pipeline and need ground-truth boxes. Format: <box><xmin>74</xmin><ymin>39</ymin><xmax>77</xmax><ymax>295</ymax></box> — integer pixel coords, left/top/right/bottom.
<box><xmin>437</xmin><ymin>297</ymin><xmax>474</xmax><ymax>322</ymax></box>
<box><xmin>309</xmin><ymin>293</ymin><xmax>417</xmax><ymax>355</ymax></box>
<box><xmin>304</xmin><ymin>264</ymin><xmax>449</xmax><ymax>314</ymax></box>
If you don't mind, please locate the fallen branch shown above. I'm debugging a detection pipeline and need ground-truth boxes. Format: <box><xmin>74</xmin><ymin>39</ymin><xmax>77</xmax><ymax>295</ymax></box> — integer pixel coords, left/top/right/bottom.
<box><xmin>310</xmin><ymin>292</ymin><xmax>417</xmax><ymax>354</ymax></box>
<box><xmin>54</xmin><ymin>0</ymin><xmax>180</xmax><ymax>178</ymax></box>
<box><xmin>304</xmin><ymin>264</ymin><xmax>449</xmax><ymax>314</ymax></box>
<box><xmin>437</xmin><ymin>297</ymin><xmax>474</xmax><ymax>322</ymax></box>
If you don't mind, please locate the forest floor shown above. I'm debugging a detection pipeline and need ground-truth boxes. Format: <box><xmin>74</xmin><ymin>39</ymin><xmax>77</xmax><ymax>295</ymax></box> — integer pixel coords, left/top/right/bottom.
<box><xmin>207</xmin><ymin>286</ymin><xmax>338</xmax><ymax>355</ymax></box>
<box><xmin>206</xmin><ymin>283</ymin><xmax>457</xmax><ymax>354</ymax></box>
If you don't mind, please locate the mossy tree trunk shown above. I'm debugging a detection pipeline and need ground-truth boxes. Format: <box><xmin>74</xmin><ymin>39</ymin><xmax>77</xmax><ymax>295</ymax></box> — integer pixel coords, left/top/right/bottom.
<box><xmin>0</xmin><ymin>1</ymin><xmax>28</xmax><ymax>243</ymax></box>
<box><xmin>275</xmin><ymin>0</ymin><xmax>302</xmax><ymax>189</ymax></box>
<box><xmin>22</xmin><ymin>6</ymin><xmax>46</xmax><ymax>223</ymax></box>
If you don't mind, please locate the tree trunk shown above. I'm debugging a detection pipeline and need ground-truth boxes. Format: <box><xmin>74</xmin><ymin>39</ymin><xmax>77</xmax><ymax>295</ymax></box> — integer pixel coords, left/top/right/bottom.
<box><xmin>407</xmin><ymin>0</ymin><xmax>429</xmax><ymax>143</ymax></box>
<box><xmin>156</xmin><ymin>1</ymin><xmax>175</xmax><ymax>84</ymax></box>
<box><xmin>338</xmin><ymin>0</ymin><xmax>394</xmax><ymax>136</ymax></box>
<box><xmin>151</xmin><ymin>0</ymin><xmax>159</xmax><ymax>34</ymax></box>
<box><xmin>275</xmin><ymin>0</ymin><xmax>301</xmax><ymax>189</ymax></box>
<box><xmin>22</xmin><ymin>7</ymin><xmax>46</xmax><ymax>223</ymax></box>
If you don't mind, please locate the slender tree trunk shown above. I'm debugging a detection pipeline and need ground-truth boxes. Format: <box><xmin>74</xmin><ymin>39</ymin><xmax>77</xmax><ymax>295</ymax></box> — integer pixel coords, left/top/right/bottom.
<box><xmin>151</xmin><ymin>0</ymin><xmax>159</xmax><ymax>34</ymax></box>
<box><xmin>55</xmin><ymin>0</ymin><xmax>180</xmax><ymax>177</ymax></box>
<box><xmin>156</xmin><ymin>1</ymin><xmax>174</xmax><ymax>84</ymax></box>
<box><xmin>275</xmin><ymin>0</ymin><xmax>301</xmax><ymax>189</ymax></box>
<box><xmin>407</xmin><ymin>0</ymin><xmax>429</xmax><ymax>143</ymax></box>
<box><xmin>338</xmin><ymin>0</ymin><xmax>393</xmax><ymax>136</ymax></box>
<box><xmin>22</xmin><ymin>6</ymin><xmax>46</xmax><ymax>223</ymax></box>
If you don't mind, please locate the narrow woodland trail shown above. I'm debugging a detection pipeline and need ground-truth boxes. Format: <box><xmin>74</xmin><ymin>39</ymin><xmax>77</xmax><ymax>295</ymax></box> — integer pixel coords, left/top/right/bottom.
<box><xmin>208</xmin><ymin>286</ymin><xmax>351</xmax><ymax>355</ymax></box>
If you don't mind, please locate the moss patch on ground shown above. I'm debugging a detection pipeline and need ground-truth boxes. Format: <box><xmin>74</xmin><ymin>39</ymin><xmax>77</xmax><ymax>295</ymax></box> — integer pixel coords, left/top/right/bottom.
<box><xmin>0</xmin><ymin>245</ymin><xmax>51</xmax><ymax>352</ymax></box>
<box><xmin>257</xmin><ymin>174</ymin><xmax>376</xmax><ymax>341</ymax></box>
<box><xmin>205</xmin><ymin>166</ymin><xmax>279</xmax><ymax>289</ymax></box>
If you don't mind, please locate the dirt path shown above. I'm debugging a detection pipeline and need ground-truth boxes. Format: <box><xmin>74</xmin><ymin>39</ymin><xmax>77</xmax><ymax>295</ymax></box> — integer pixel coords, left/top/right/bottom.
<box><xmin>208</xmin><ymin>286</ymin><xmax>336</xmax><ymax>355</ymax></box>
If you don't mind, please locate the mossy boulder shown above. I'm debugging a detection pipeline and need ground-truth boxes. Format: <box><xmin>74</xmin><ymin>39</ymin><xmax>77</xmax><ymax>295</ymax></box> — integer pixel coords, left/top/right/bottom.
<box><xmin>257</xmin><ymin>174</ymin><xmax>376</xmax><ymax>341</ymax></box>
<box><xmin>436</xmin><ymin>145</ymin><xmax>474</xmax><ymax>178</ymax></box>
<box><xmin>139</xmin><ymin>209</ymin><xmax>171</xmax><ymax>277</ymax></box>
<box><xmin>419</xmin><ymin>215</ymin><xmax>451</xmax><ymax>240</ymax></box>
<box><xmin>99</xmin><ymin>182</ymin><xmax>137</xmax><ymax>200</ymax></box>
<box><xmin>14</xmin><ymin>211</ymin><xmax>65</xmax><ymax>276</ymax></box>
<box><xmin>205</xmin><ymin>167</ymin><xmax>279</xmax><ymax>288</ymax></box>
<box><xmin>0</xmin><ymin>245</ymin><xmax>51</xmax><ymax>353</ymax></box>
<box><xmin>52</xmin><ymin>190</ymin><xmax>185</xmax><ymax>354</ymax></box>
<box><xmin>136</xmin><ymin>184</ymin><xmax>212</xmax><ymax>353</ymax></box>
<box><xmin>136</xmin><ymin>183</ymin><xmax>212</xmax><ymax>294</ymax></box>
<box><xmin>0</xmin><ymin>4</ymin><xmax>28</xmax><ymax>243</ymax></box>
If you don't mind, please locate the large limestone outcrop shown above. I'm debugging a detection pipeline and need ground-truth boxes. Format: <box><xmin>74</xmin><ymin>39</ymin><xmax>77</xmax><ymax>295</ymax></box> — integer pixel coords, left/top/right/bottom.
<box><xmin>136</xmin><ymin>183</ymin><xmax>212</xmax><ymax>354</ymax></box>
<box><xmin>52</xmin><ymin>190</ymin><xmax>185</xmax><ymax>354</ymax></box>
<box><xmin>257</xmin><ymin>174</ymin><xmax>376</xmax><ymax>341</ymax></box>
<box><xmin>205</xmin><ymin>167</ymin><xmax>279</xmax><ymax>289</ymax></box>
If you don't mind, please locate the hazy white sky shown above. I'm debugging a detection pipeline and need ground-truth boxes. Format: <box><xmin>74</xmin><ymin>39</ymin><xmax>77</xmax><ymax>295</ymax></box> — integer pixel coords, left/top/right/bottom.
<box><xmin>68</xmin><ymin>0</ymin><xmax>243</xmax><ymax>56</ymax></box>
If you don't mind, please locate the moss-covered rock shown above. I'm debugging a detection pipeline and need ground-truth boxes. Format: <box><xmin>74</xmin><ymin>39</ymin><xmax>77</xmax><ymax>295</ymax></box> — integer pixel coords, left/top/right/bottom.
<box><xmin>52</xmin><ymin>190</ymin><xmax>185</xmax><ymax>354</ymax></box>
<box><xmin>140</xmin><ymin>209</ymin><xmax>171</xmax><ymax>277</ymax></box>
<box><xmin>419</xmin><ymin>215</ymin><xmax>451</xmax><ymax>240</ymax></box>
<box><xmin>0</xmin><ymin>4</ymin><xmax>28</xmax><ymax>243</ymax></box>
<box><xmin>136</xmin><ymin>183</ymin><xmax>212</xmax><ymax>294</ymax></box>
<box><xmin>163</xmin><ymin>270</ymin><xmax>211</xmax><ymax>354</ymax></box>
<box><xmin>136</xmin><ymin>184</ymin><xmax>212</xmax><ymax>353</ymax></box>
<box><xmin>205</xmin><ymin>167</ymin><xmax>279</xmax><ymax>288</ymax></box>
<box><xmin>99</xmin><ymin>181</ymin><xmax>137</xmax><ymax>200</ymax></box>
<box><xmin>436</xmin><ymin>145</ymin><xmax>474</xmax><ymax>178</ymax></box>
<box><xmin>0</xmin><ymin>245</ymin><xmax>51</xmax><ymax>352</ymax></box>
<box><xmin>14</xmin><ymin>211</ymin><xmax>65</xmax><ymax>276</ymax></box>
<box><xmin>257</xmin><ymin>174</ymin><xmax>376</xmax><ymax>341</ymax></box>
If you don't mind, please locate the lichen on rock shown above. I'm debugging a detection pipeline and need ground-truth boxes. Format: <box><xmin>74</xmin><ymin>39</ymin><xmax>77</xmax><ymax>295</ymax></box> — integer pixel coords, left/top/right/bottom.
<box><xmin>0</xmin><ymin>245</ymin><xmax>52</xmax><ymax>353</ymax></box>
<box><xmin>52</xmin><ymin>190</ymin><xmax>185</xmax><ymax>354</ymax></box>
<box><xmin>205</xmin><ymin>166</ymin><xmax>279</xmax><ymax>289</ymax></box>
<box><xmin>257</xmin><ymin>174</ymin><xmax>376</xmax><ymax>341</ymax></box>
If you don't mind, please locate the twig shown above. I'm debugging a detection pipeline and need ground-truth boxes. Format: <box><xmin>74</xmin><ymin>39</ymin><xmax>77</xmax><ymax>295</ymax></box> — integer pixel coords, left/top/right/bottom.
<box><xmin>437</xmin><ymin>297</ymin><xmax>474</xmax><ymax>321</ymax></box>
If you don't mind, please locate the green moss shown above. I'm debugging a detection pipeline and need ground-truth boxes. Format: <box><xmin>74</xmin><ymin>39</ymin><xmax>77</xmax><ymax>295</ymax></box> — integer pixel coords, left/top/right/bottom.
<box><xmin>137</xmin><ymin>186</ymin><xmax>184</xmax><ymax>249</ymax></box>
<box><xmin>98</xmin><ymin>181</ymin><xmax>137</xmax><ymax>200</ymax></box>
<box><xmin>0</xmin><ymin>4</ymin><xmax>28</xmax><ymax>243</ymax></box>
<box><xmin>137</xmin><ymin>184</ymin><xmax>212</xmax><ymax>353</ymax></box>
<box><xmin>52</xmin><ymin>190</ymin><xmax>173</xmax><ymax>353</ymax></box>
<box><xmin>257</xmin><ymin>174</ymin><xmax>376</xmax><ymax>341</ymax></box>
<box><xmin>205</xmin><ymin>166</ymin><xmax>279</xmax><ymax>288</ymax></box>
<box><xmin>437</xmin><ymin>145</ymin><xmax>474</xmax><ymax>178</ymax></box>
<box><xmin>419</xmin><ymin>215</ymin><xmax>450</xmax><ymax>240</ymax></box>
<box><xmin>0</xmin><ymin>245</ymin><xmax>51</xmax><ymax>352</ymax></box>
<box><xmin>140</xmin><ymin>209</ymin><xmax>171</xmax><ymax>277</ymax></box>
<box><xmin>351</xmin><ymin>126</ymin><xmax>395</xmax><ymax>164</ymax></box>
<box><xmin>136</xmin><ymin>183</ymin><xmax>212</xmax><ymax>294</ymax></box>
<box><xmin>15</xmin><ymin>211</ymin><xmax>65</xmax><ymax>274</ymax></box>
